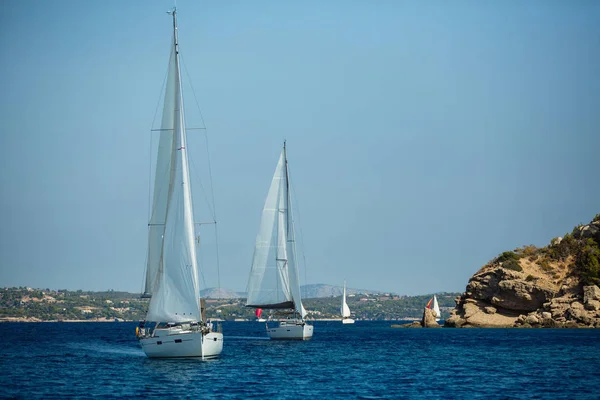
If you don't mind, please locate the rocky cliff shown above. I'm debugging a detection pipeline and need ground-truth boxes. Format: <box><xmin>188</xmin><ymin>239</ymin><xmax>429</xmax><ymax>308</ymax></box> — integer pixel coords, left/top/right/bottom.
<box><xmin>446</xmin><ymin>215</ymin><xmax>600</xmax><ymax>328</ymax></box>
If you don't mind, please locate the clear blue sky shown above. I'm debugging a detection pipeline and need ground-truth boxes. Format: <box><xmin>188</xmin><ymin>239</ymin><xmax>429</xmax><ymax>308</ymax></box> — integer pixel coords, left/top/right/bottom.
<box><xmin>1</xmin><ymin>0</ymin><xmax>598</xmax><ymax>296</ymax></box>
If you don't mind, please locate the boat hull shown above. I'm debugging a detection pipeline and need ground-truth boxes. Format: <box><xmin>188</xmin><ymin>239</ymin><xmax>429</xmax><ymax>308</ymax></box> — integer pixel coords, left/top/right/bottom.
<box><xmin>342</xmin><ymin>318</ymin><xmax>355</xmax><ymax>324</ymax></box>
<box><xmin>267</xmin><ymin>321</ymin><xmax>313</xmax><ymax>340</ymax></box>
<box><xmin>140</xmin><ymin>330</ymin><xmax>223</xmax><ymax>358</ymax></box>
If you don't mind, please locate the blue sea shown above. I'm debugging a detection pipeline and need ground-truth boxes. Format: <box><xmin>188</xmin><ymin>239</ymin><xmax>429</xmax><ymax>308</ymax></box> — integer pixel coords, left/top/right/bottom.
<box><xmin>1</xmin><ymin>321</ymin><xmax>599</xmax><ymax>399</ymax></box>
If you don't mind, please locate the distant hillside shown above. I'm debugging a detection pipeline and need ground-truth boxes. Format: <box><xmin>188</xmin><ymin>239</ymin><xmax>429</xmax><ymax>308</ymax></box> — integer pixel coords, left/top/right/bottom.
<box><xmin>200</xmin><ymin>284</ymin><xmax>390</xmax><ymax>300</ymax></box>
<box><xmin>0</xmin><ymin>287</ymin><xmax>460</xmax><ymax>322</ymax></box>
<box><xmin>300</xmin><ymin>284</ymin><xmax>388</xmax><ymax>298</ymax></box>
<box><xmin>200</xmin><ymin>287</ymin><xmax>243</xmax><ymax>299</ymax></box>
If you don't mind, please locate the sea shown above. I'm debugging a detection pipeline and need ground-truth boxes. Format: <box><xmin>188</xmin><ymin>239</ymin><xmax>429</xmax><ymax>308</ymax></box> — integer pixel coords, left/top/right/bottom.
<box><xmin>1</xmin><ymin>321</ymin><xmax>599</xmax><ymax>399</ymax></box>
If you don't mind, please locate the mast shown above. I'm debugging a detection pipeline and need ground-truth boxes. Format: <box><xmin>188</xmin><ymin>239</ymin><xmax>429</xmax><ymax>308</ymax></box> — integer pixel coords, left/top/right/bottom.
<box><xmin>283</xmin><ymin>140</ymin><xmax>291</xmax><ymax>238</ymax></box>
<box><xmin>170</xmin><ymin>7</ymin><xmax>202</xmax><ymax>315</ymax></box>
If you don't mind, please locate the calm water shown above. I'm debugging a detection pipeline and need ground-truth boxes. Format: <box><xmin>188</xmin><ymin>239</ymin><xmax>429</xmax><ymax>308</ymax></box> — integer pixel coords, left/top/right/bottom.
<box><xmin>1</xmin><ymin>321</ymin><xmax>599</xmax><ymax>399</ymax></box>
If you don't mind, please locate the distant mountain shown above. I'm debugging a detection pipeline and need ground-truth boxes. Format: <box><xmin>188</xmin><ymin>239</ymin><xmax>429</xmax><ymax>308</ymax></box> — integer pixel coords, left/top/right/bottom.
<box><xmin>200</xmin><ymin>287</ymin><xmax>244</xmax><ymax>299</ymax></box>
<box><xmin>200</xmin><ymin>284</ymin><xmax>389</xmax><ymax>300</ymax></box>
<box><xmin>301</xmin><ymin>284</ymin><xmax>389</xmax><ymax>298</ymax></box>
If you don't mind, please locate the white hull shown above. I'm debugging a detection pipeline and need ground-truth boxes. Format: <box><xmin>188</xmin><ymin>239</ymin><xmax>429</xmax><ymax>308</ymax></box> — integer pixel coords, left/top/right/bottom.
<box><xmin>342</xmin><ymin>318</ymin><xmax>355</xmax><ymax>324</ymax></box>
<box><xmin>267</xmin><ymin>320</ymin><xmax>313</xmax><ymax>340</ymax></box>
<box><xmin>140</xmin><ymin>329</ymin><xmax>223</xmax><ymax>358</ymax></box>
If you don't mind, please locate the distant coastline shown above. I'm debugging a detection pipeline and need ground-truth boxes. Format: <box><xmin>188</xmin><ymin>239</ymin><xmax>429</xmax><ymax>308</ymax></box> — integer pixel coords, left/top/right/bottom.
<box><xmin>0</xmin><ymin>286</ymin><xmax>447</xmax><ymax>323</ymax></box>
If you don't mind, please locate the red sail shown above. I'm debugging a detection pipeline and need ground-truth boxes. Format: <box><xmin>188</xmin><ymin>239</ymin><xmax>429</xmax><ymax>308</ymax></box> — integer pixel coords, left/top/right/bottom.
<box><xmin>426</xmin><ymin>298</ymin><xmax>433</xmax><ymax>309</ymax></box>
<box><xmin>255</xmin><ymin>308</ymin><xmax>263</xmax><ymax>318</ymax></box>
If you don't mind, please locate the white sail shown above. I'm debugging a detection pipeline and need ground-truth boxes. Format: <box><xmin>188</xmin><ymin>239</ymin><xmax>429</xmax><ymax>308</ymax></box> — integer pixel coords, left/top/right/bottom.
<box><xmin>143</xmin><ymin>41</ymin><xmax>177</xmax><ymax>297</ymax></box>
<box><xmin>246</xmin><ymin>146</ymin><xmax>306</xmax><ymax>318</ymax></box>
<box><xmin>341</xmin><ymin>280</ymin><xmax>351</xmax><ymax>318</ymax></box>
<box><xmin>432</xmin><ymin>295</ymin><xmax>441</xmax><ymax>320</ymax></box>
<box><xmin>145</xmin><ymin>26</ymin><xmax>201</xmax><ymax>323</ymax></box>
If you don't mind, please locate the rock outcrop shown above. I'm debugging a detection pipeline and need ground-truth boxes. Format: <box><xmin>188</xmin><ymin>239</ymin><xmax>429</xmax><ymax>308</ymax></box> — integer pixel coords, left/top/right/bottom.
<box><xmin>422</xmin><ymin>308</ymin><xmax>442</xmax><ymax>328</ymax></box>
<box><xmin>447</xmin><ymin>215</ymin><xmax>600</xmax><ymax>328</ymax></box>
<box><xmin>391</xmin><ymin>307</ymin><xmax>442</xmax><ymax>328</ymax></box>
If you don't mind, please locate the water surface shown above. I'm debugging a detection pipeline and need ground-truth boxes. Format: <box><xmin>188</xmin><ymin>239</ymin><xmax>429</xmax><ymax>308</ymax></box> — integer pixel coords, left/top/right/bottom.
<box><xmin>1</xmin><ymin>321</ymin><xmax>599</xmax><ymax>399</ymax></box>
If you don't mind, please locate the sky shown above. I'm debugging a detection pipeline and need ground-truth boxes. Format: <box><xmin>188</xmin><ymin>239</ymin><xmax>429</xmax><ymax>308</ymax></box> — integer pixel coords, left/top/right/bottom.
<box><xmin>0</xmin><ymin>0</ymin><xmax>599</xmax><ymax>296</ymax></box>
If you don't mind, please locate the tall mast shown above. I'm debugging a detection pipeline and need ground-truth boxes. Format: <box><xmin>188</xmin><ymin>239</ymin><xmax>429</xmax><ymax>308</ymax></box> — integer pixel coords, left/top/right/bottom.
<box><xmin>169</xmin><ymin>8</ymin><xmax>180</xmax><ymax>59</ymax></box>
<box><xmin>283</xmin><ymin>141</ymin><xmax>292</xmax><ymax>238</ymax></box>
<box><xmin>169</xmin><ymin>6</ymin><xmax>202</xmax><ymax>315</ymax></box>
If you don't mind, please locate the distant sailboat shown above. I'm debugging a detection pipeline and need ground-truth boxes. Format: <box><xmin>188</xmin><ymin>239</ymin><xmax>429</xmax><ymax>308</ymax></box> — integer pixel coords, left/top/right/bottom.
<box><xmin>341</xmin><ymin>280</ymin><xmax>355</xmax><ymax>324</ymax></box>
<box><xmin>255</xmin><ymin>308</ymin><xmax>267</xmax><ymax>322</ymax></box>
<box><xmin>245</xmin><ymin>142</ymin><xmax>313</xmax><ymax>340</ymax></box>
<box><xmin>135</xmin><ymin>8</ymin><xmax>223</xmax><ymax>358</ymax></box>
<box><xmin>426</xmin><ymin>295</ymin><xmax>441</xmax><ymax>322</ymax></box>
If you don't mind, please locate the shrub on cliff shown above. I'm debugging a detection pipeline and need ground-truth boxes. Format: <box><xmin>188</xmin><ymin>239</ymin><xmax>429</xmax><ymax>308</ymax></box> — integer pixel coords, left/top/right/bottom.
<box><xmin>547</xmin><ymin>233</ymin><xmax>581</xmax><ymax>261</ymax></box>
<box><xmin>516</xmin><ymin>245</ymin><xmax>539</xmax><ymax>257</ymax></box>
<box><xmin>577</xmin><ymin>239</ymin><xmax>600</xmax><ymax>285</ymax></box>
<box><xmin>502</xmin><ymin>259</ymin><xmax>523</xmax><ymax>272</ymax></box>
<box><xmin>497</xmin><ymin>251</ymin><xmax>520</xmax><ymax>263</ymax></box>
<box><xmin>538</xmin><ymin>258</ymin><xmax>552</xmax><ymax>272</ymax></box>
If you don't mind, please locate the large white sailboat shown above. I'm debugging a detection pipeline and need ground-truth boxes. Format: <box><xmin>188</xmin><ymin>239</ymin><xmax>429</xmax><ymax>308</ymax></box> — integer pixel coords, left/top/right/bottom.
<box><xmin>135</xmin><ymin>8</ymin><xmax>223</xmax><ymax>358</ymax></box>
<box><xmin>245</xmin><ymin>143</ymin><xmax>313</xmax><ymax>340</ymax></box>
<box><xmin>341</xmin><ymin>280</ymin><xmax>355</xmax><ymax>324</ymax></box>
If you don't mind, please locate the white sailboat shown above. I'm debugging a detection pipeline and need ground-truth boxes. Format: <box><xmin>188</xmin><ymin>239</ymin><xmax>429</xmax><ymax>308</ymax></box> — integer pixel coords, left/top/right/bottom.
<box><xmin>426</xmin><ymin>295</ymin><xmax>441</xmax><ymax>322</ymax></box>
<box><xmin>341</xmin><ymin>280</ymin><xmax>355</xmax><ymax>324</ymax></box>
<box><xmin>135</xmin><ymin>8</ymin><xmax>223</xmax><ymax>358</ymax></box>
<box><xmin>245</xmin><ymin>142</ymin><xmax>313</xmax><ymax>340</ymax></box>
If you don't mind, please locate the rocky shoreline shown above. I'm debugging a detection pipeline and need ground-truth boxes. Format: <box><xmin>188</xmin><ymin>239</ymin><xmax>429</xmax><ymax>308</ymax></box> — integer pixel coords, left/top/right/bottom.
<box><xmin>446</xmin><ymin>216</ymin><xmax>600</xmax><ymax>328</ymax></box>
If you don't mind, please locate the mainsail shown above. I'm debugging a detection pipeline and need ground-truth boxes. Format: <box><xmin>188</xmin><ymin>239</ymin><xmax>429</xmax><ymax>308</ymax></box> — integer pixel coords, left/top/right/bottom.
<box><xmin>246</xmin><ymin>145</ymin><xmax>306</xmax><ymax>318</ymax></box>
<box><xmin>432</xmin><ymin>295</ymin><xmax>441</xmax><ymax>319</ymax></box>
<box><xmin>341</xmin><ymin>281</ymin><xmax>351</xmax><ymax>318</ymax></box>
<box><xmin>144</xmin><ymin>19</ymin><xmax>201</xmax><ymax>323</ymax></box>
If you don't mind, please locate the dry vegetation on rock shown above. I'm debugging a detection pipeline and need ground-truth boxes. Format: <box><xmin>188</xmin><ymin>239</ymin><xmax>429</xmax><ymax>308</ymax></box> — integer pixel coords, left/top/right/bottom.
<box><xmin>446</xmin><ymin>214</ymin><xmax>600</xmax><ymax>328</ymax></box>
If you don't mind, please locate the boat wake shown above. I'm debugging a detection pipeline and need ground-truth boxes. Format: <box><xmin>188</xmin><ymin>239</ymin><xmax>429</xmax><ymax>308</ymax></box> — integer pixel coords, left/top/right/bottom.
<box><xmin>68</xmin><ymin>342</ymin><xmax>145</xmax><ymax>357</ymax></box>
<box><xmin>225</xmin><ymin>336</ymin><xmax>270</xmax><ymax>341</ymax></box>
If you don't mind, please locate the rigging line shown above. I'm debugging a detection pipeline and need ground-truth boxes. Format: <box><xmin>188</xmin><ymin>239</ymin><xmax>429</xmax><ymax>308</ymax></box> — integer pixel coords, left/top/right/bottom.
<box><xmin>177</xmin><ymin>62</ymin><xmax>216</xmax><ymax>220</ymax></box>
<box><xmin>288</xmin><ymin>165</ymin><xmax>309</xmax><ymax>292</ymax></box>
<box><xmin>140</xmin><ymin>252</ymin><xmax>148</xmax><ymax>297</ymax></box>
<box><xmin>180</xmin><ymin>54</ymin><xmax>218</xmax><ymax>222</ymax></box>
<box><xmin>195</xmin><ymin>224</ymin><xmax>207</xmax><ymax>291</ymax></box>
<box><xmin>151</xmin><ymin>128</ymin><xmax>205</xmax><ymax>132</ymax></box>
<box><xmin>188</xmin><ymin>155</ymin><xmax>216</xmax><ymax>219</ymax></box>
<box><xmin>181</xmin><ymin>53</ymin><xmax>223</xmax><ymax>296</ymax></box>
<box><xmin>213</xmin><ymin>222</ymin><xmax>222</xmax><ymax>296</ymax></box>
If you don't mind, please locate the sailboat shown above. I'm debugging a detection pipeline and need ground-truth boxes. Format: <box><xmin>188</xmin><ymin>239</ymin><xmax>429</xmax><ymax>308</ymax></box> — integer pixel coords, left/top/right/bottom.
<box><xmin>255</xmin><ymin>308</ymin><xmax>267</xmax><ymax>322</ymax></box>
<box><xmin>135</xmin><ymin>8</ymin><xmax>223</xmax><ymax>358</ymax></box>
<box><xmin>341</xmin><ymin>280</ymin><xmax>355</xmax><ymax>324</ymax></box>
<box><xmin>245</xmin><ymin>142</ymin><xmax>314</xmax><ymax>340</ymax></box>
<box><xmin>426</xmin><ymin>295</ymin><xmax>441</xmax><ymax>322</ymax></box>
